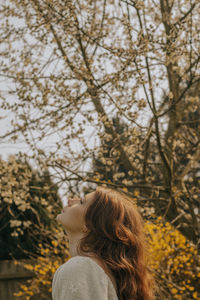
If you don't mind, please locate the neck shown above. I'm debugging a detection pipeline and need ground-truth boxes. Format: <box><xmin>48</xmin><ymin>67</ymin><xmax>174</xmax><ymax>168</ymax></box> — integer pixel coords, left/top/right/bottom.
<box><xmin>67</xmin><ymin>231</ymin><xmax>85</xmax><ymax>257</ymax></box>
<box><xmin>66</xmin><ymin>231</ymin><xmax>96</xmax><ymax>259</ymax></box>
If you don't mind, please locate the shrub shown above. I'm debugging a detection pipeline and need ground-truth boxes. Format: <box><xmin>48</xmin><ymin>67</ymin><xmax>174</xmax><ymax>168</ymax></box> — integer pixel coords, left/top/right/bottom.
<box><xmin>0</xmin><ymin>155</ymin><xmax>62</xmax><ymax>260</ymax></box>
<box><xmin>145</xmin><ymin>217</ymin><xmax>200</xmax><ymax>299</ymax></box>
<box><xmin>14</xmin><ymin>229</ymin><xmax>70</xmax><ymax>300</ymax></box>
<box><xmin>14</xmin><ymin>216</ymin><xmax>200</xmax><ymax>300</ymax></box>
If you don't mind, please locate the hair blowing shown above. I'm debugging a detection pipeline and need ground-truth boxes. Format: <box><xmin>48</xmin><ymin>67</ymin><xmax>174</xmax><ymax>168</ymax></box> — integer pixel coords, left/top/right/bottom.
<box><xmin>77</xmin><ymin>187</ymin><xmax>156</xmax><ymax>300</ymax></box>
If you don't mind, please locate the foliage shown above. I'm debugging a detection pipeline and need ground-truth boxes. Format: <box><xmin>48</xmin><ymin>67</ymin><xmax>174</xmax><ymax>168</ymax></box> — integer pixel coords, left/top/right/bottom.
<box><xmin>145</xmin><ymin>216</ymin><xmax>200</xmax><ymax>299</ymax></box>
<box><xmin>92</xmin><ymin>116</ymin><xmax>133</xmax><ymax>183</ymax></box>
<box><xmin>0</xmin><ymin>155</ymin><xmax>62</xmax><ymax>259</ymax></box>
<box><xmin>14</xmin><ymin>216</ymin><xmax>200</xmax><ymax>300</ymax></box>
<box><xmin>90</xmin><ymin>111</ymin><xmax>200</xmax><ymax>235</ymax></box>
<box><xmin>90</xmin><ymin>116</ymin><xmax>157</xmax><ymax>222</ymax></box>
<box><xmin>0</xmin><ymin>0</ymin><xmax>200</xmax><ymax>256</ymax></box>
<box><xmin>14</xmin><ymin>230</ymin><xmax>70</xmax><ymax>300</ymax></box>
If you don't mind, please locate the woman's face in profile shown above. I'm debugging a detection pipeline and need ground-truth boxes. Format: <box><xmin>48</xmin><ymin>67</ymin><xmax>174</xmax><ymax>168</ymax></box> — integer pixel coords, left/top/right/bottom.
<box><xmin>56</xmin><ymin>191</ymin><xmax>95</xmax><ymax>233</ymax></box>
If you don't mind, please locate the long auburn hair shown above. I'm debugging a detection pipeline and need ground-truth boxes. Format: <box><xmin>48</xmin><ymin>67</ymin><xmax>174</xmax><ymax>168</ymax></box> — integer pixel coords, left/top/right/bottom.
<box><xmin>77</xmin><ymin>186</ymin><xmax>156</xmax><ymax>300</ymax></box>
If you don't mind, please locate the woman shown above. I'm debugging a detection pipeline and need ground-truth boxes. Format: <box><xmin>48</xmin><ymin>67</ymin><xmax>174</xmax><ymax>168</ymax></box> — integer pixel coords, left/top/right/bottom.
<box><xmin>52</xmin><ymin>186</ymin><xmax>156</xmax><ymax>300</ymax></box>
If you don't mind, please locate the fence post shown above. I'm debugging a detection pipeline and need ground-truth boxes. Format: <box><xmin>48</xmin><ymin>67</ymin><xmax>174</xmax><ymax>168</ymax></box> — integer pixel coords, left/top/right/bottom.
<box><xmin>0</xmin><ymin>260</ymin><xmax>37</xmax><ymax>300</ymax></box>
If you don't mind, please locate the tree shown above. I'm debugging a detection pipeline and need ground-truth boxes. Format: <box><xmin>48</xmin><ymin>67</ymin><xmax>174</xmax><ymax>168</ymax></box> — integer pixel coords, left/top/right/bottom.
<box><xmin>0</xmin><ymin>155</ymin><xmax>62</xmax><ymax>259</ymax></box>
<box><xmin>0</xmin><ymin>0</ymin><xmax>199</xmax><ymax>249</ymax></box>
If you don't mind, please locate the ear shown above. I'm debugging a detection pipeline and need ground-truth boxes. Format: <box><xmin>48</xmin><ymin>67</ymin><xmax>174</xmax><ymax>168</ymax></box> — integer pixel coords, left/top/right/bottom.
<box><xmin>82</xmin><ymin>225</ymin><xmax>88</xmax><ymax>233</ymax></box>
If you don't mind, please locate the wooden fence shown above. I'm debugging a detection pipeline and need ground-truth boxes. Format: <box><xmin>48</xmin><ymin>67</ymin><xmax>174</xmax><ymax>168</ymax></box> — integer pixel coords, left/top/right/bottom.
<box><xmin>0</xmin><ymin>260</ymin><xmax>40</xmax><ymax>300</ymax></box>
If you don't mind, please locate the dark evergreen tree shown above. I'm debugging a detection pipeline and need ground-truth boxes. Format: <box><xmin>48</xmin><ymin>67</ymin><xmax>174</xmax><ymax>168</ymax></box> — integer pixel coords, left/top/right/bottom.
<box><xmin>0</xmin><ymin>155</ymin><xmax>63</xmax><ymax>260</ymax></box>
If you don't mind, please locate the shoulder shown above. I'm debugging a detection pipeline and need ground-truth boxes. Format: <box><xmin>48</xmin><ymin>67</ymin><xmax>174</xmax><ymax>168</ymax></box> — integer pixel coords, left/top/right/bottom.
<box><xmin>65</xmin><ymin>255</ymin><xmax>97</xmax><ymax>269</ymax></box>
<box><xmin>52</xmin><ymin>256</ymin><xmax>117</xmax><ymax>300</ymax></box>
<box><xmin>52</xmin><ymin>256</ymin><xmax>119</xmax><ymax>300</ymax></box>
<box><xmin>58</xmin><ymin>255</ymin><xmax>106</xmax><ymax>278</ymax></box>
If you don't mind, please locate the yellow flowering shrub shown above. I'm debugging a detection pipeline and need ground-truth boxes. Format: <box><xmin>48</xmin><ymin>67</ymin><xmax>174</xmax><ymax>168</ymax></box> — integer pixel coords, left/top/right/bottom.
<box><xmin>14</xmin><ymin>230</ymin><xmax>70</xmax><ymax>300</ymax></box>
<box><xmin>144</xmin><ymin>217</ymin><xmax>200</xmax><ymax>299</ymax></box>
<box><xmin>14</xmin><ymin>217</ymin><xmax>200</xmax><ymax>300</ymax></box>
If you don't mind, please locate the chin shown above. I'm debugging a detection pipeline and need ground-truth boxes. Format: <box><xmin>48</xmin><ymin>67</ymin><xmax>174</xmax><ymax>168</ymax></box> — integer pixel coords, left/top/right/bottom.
<box><xmin>56</xmin><ymin>214</ymin><xmax>69</xmax><ymax>229</ymax></box>
<box><xmin>56</xmin><ymin>213</ymin><xmax>62</xmax><ymax>222</ymax></box>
